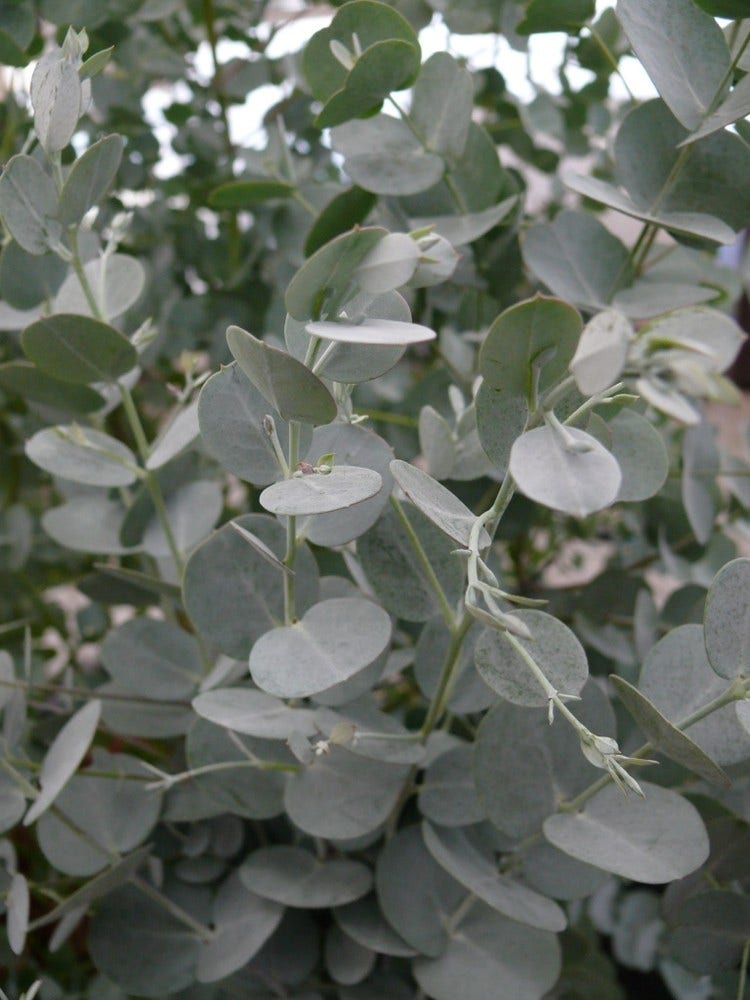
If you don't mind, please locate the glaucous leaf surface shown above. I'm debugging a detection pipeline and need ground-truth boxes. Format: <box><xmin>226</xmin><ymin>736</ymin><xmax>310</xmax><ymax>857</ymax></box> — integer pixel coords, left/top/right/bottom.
<box><xmin>616</xmin><ymin>0</ymin><xmax>729</xmax><ymax>131</ymax></box>
<box><xmin>332</xmin><ymin>115</ymin><xmax>445</xmax><ymax>196</ymax></box>
<box><xmin>198</xmin><ymin>362</ymin><xmax>302</xmax><ymax>486</ymax></box>
<box><xmin>422</xmin><ymin>822</ymin><xmax>566</xmax><ymax>931</ymax></box>
<box><xmin>146</xmin><ymin>400</ymin><xmax>200</xmax><ymax>471</ymax></box>
<box><xmin>22</xmin><ymin>314</ymin><xmax>137</xmax><ymax>384</ymax></box>
<box><xmin>240</xmin><ymin>846</ymin><xmax>372</xmax><ymax>908</ymax></box>
<box><xmin>196</xmin><ymin>871</ymin><xmax>284</xmax><ymax>983</ymax></box>
<box><xmin>183</xmin><ymin>514</ymin><xmax>319</xmax><ymax>659</ymax></box>
<box><xmin>7</xmin><ymin>872</ymin><xmax>29</xmax><ymax>956</ymax></box>
<box><xmin>522</xmin><ymin>212</ymin><xmax>631</xmax><ymax>310</ymax></box>
<box><xmin>375</xmin><ymin>824</ymin><xmax>465</xmax><ymax>956</ymax></box>
<box><xmin>36</xmin><ymin>750</ymin><xmax>162</xmax><ymax>876</ymax></box>
<box><xmin>24</xmin><ymin>699</ymin><xmax>101</xmax><ymax>826</ymax></box>
<box><xmin>285</xmin><ymin>226</ymin><xmax>386</xmax><ymax>322</ymax></box>
<box><xmin>226</xmin><ymin>325</ymin><xmax>337</xmax><ymax>425</ymax></box>
<box><xmin>184</xmin><ymin>720</ymin><xmax>289</xmax><ymax>821</ymax></box>
<box><xmin>510</xmin><ymin>425</ymin><xmax>622</xmax><ymax>518</ymax></box>
<box><xmin>54</xmin><ymin>253</ymin><xmax>145</xmax><ymax>320</ymax></box>
<box><xmin>285</xmin><ymin>747</ymin><xmax>410</xmax><ymax>840</ymax></box>
<box><xmin>0</xmin><ymin>154</ymin><xmax>61</xmax><ymax>254</ymax></box>
<box><xmin>390</xmin><ymin>459</ymin><xmax>488</xmax><ymax>546</ymax></box>
<box><xmin>543</xmin><ymin>782</ymin><xmax>709</xmax><ymax>883</ymax></box>
<box><xmin>101</xmin><ymin>617</ymin><xmax>202</xmax><ymax>699</ymax></box>
<box><xmin>571</xmin><ymin>310</ymin><xmax>632</xmax><ymax>395</ymax></box>
<box><xmin>58</xmin><ymin>133</ymin><xmax>124</xmax><ymax>225</ymax></box>
<box><xmin>416</xmin><ymin>619</ymin><xmax>494</xmax><ymax>715</ymax></box>
<box><xmin>305</xmin><ymin>317</ymin><xmax>435</xmax><ymax>346</ymax></box>
<box><xmin>333</xmin><ymin>895</ymin><xmax>417</xmax><ymax>957</ymax></box>
<box><xmin>703</xmin><ymin>557</ymin><xmax>750</xmax><ymax>680</ymax></box>
<box><xmin>563</xmin><ymin>172</ymin><xmax>735</xmax><ymax>244</ymax></box>
<box><xmin>42</xmin><ymin>493</ymin><xmax>135</xmax><ymax>554</ymax></box>
<box><xmin>474</xmin><ymin>681</ymin><xmax>616</xmax><ymax>838</ymax></box>
<box><xmin>259</xmin><ymin>466</ymin><xmax>382</xmax><ymax>517</ymax></box>
<box><xmin>474</xmin><ymin>609</ymin><xmax>589</xmax><ymax>707</ymax></box>
<box><xmin>192</xmin><ymin>688</ymin><xmax>317</xmax><ymax>739</ymax></box>
<box><xmin>249</xmin><ymin>597</ymin><xmax>391</xmax><ymax>698</ymax></box>
<box><xmin>610</xmin><ymin>675</ymin><xmax>730</xmax><ymax>786</ymax></box>
<box><xmin>666</xmin><ymin>889</ymin><xmax>750</xmax><ymax>975</ymax></box>
<box><xmin>25</xmin><ymin>424</ymin><xmax>138</xmax><ymax>487</ymax></box>
<box><xmin>608</xmin><ymin>409</ymin><xmax>669</xmax><ymax>502</ymax></box>
<box><xmin>352</xmin><ymin>232</ymin><xmax>420</xmax><ymax>294</ymax></box>
<box><xmin>418</xmin><ymin>743</ymin><xmax>486</xmax><ymax>827</ymax></box>
<box><xmin>0</xmin><ymin>360</ymin><xmax>105</xmax><ymax>414</ymax></box>
<box><xmin>325</xmin><ymin>924</ymin><xmax>375</xmax><ymax>985</ymax></box>
<box><xmin>479</xmin><ymin>295</ymin><xmax>582</xmax><ymax>402</ymax></box>
<box><xmin>413</xmin><ymin>900</ymin><xmax>562</xmax><ymax>1000</ymax></box>
<box><xmin>614</xmin><ymin>100</ymin><xmax>750</xmax><ymax>232</ymax></box>
<box><xmin>357</xmin><ymin>503</ymin><xmax>464</xmax><ymax>621</ymax></box>
<box><xmin>520</xmin><ymin>841</ymin><xmax>608</xmax><ymax>901</ymax></box>
<box><xmin>639</xmin><ymin>624</ymin><xmax>750</xmax><ymax>764</ymax></box>
<box><xmin>298</xmin><ymin>423</ymin><xmax>394</xmax><ymax>546</ymax></box>
<box><xmin>88</xmin><ymin>883</ymin><xmax>200</xmax><ymax>996</ymax></box>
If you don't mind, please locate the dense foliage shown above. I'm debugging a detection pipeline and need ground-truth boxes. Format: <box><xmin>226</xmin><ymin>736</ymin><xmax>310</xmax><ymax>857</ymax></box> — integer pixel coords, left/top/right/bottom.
<box><xmin>3</xmin><ymin>0</ymin><xmax>750</xmax><ymax>996</ymax></box>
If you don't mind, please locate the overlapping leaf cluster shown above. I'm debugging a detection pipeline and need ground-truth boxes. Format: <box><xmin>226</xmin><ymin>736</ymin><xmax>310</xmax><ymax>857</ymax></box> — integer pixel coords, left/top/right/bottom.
<box><xmin>3</xmin><ymin>1</ymin><xmax>750</xmax><ymax>997</ymax></box>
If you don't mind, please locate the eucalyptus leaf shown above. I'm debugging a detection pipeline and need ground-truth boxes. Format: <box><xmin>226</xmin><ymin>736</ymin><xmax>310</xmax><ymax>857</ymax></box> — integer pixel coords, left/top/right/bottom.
<box><xmin>260</xmin><ymin>466</ymin><xmax>382</xmax><ymax>517</ymax></box>
<box><xmin>510</xmin><ymin>425</ymin><xmax>622</xmax><ymax>518</ymax></box>
<box><xmin>522</xmin><ymin>212</ymin><xmax>631</xmax><ymax>311</ymax></box>
<box><xmin>226</xmin><ymin>325</ymin><xmax>337</xmax><ymax>425</ymax></box>
<box><xmin>357</xmin><ymin>503</ymin><xmax>464</xmax><ymax>622</ymax></box>
<box><xmin>611</xmin><ymin>675</ymin><xmax>730</xmax><ymax>787</ymax></box>
<box><xmin>413</xmin><ymin>900</ymin><xmax>562</xmax><ymax>1000</ymax></box>
<box><xmin>101</xmin><ymin>618</ymin><xmax>202</xmax><ymax>699</ymax></box>
<box><xmin>285</xmin><ymin>226</ymin><xmax>386</xmax><ymax>322</ymax></box>
<box><xmin>54</xmin><ymin>254</ymin><xmax>145</xmax><ymax>321</ymax></box>
<box><xmin>284</xmin><ymin>747</ymin><xmax>410</xmax><ymax>839</ymax></box>
<box><xmin>571</xmin><ymin>310</ymin><xmax>632</xmax><ymax>395</ymax></box>
<box><xmin>0</xmin><ymin>154</ymin><xmax>62</xmax><ymax>255</ymax></box>
<box><xmin>543</xmin><ymin>782</ymin><xmax>709</xmax><ymax>883</ymax></box>
<box><xmin>353</xmin><ymin>232</ymin><xmax>420</xmax><ymax>294</ymax></box>
<box><xmin>249</xmin><ymin>597</ymin><xmax>391</xmax><ymax>698</ymax></box>
<box><xmin>474</xmin><ymin>610</ymin><xmax>588</xmax><ymax>707</ymax></box>
<box><xmin>31</xmin><ymin>56</ymin><xmax>82</xmax><ymax>152</ymax></box>
<box><xmin>704</xmin><ymin>558</ymin><xmax>750</xmax><ymax>680</ymax></box>
<box><xmin>196</xmin><ymin>871</ymin><xmax>283</xmax><ymax>983</ymax></box>
<box><xmin>22</xmin><ymin>314</ymin><xmax>137</xmax><ymax>384</ymax></box>
<box><xmin>0</xmin><ymin>361</ymin><xmax>105</xmax><ymax>415</ymax></box>
<box><xmin>26</xmin><ymin>424</ymin><xmax>138</xmax><ymax>487</ymax></box>
<box><xmin>410</xmin><ymin>52</ymin><xmax>473</xmax><ymax>159</ymax></box>
<box><xmin>183</xmin><ymin>514</ymin><xmax>319</xmax><ymax>659</ymax></box>
<box><xmin>88</xmin><ymin>883</ymin><xmax>200</xmax><ymax>996</ymax></box>
<box><xmin>333</xmin><ymin>895</ymin><xmax>417</xmax><ymax>957</ymax></box>
<box><xmin>298</xmin><ymin>423</ymin><xmax>394</xmax><ymax>546</ymax></box>
<box><xmin>564</xmin><ymin>173</ymin><xmax>735</xmax><ymax>245</ymax></box>
<box><xmin>306</xmin><ymin>317</ymin><xmax>435</xmax><ymax>345</ymax></box>
<box><xmin>36</xmin><ymin>750</ymin><xmax>162</xmax><ymax>876</ymax></box>
<box><xmin>608</xmin><ymin>409</ymin><xmax>669</xmax><ymax>503</ymax></box>
<box><xmin>419</xmin><ymin>744</ymin><xmax>486</xmax><ymax>827</ymax></box>
<box><xmin>240</xmin><ymin>846</ymin><xmax>372</xmax><ymax>908</ymax></box>
<box><xmin>479</xmin><ymin>295</ymin><xmax>582</xmax><ymax>402</ymax></box>
<box><xmin>192</xmin><ymin>689</ymin><xmax>317</xmax><ymax>740</ymax></box>
<box><xmin>146</xmin><ymin>401</ymin><xmax>200</xmax><ymax>470</ymax></box>
<box><xmin>59</xmin><ymin>134</ymin><xmax>124</xmax><ymax>225</ymax></box>
<box><xmin>7</xmin><ymin>872</ymin><xmax>29</xmax><ymax>956</ymax></box>
<box><xmin>390</xmin><ymin>459</ymin><xmax>486</xmax><ymax>546</ymax></box>
<box><xmin>42</xmin><ymin>494</ymin><xmax>135</xmax><ymax>554</ymax></box>
<box><xmin>208</xmin><ymin>179</ymin><xmax>294</xmax><ymax>209</ymax></box>
<box><xmin>24</xmin><ymin>699</ymin><xmax>101</xmax><ymax>826</ymax></box>
<box><xmin>409</xmin><ymin>195</ymin><xmax>518</xmax><ymax>246</ymax></box>
<box><xmin>616</xmin><ymin>0</ymin><xmax>730</xmax><ymax>131</ymax></box>
<box><xmin>197</xmin><ymin>362</ymin><xmax>299</xmax><ymax>486</ymax></box>
<box><xmin>332</xmin><ymin>115</ymin><xmax>445</xmax><ymax>196</ymax></box>
<box><xmin>422</xmin><ymin>822</ymin><xmax>566</xmax><ymax>932</ymax></box>
<box><xmin>375</xmin><ymin>824</ymin><xmax>465</xmax><ymax>956</ymax></box>
<box><xmin>638</xmin><ymin>625</ymin><xmax>750</xmax><ymax>764</ymax></box>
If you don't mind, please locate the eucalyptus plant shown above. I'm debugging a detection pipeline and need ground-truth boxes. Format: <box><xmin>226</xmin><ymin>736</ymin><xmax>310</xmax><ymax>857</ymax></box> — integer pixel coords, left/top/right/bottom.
<box><xmin>3</xmin><ymin>0</ymin><xmax>750</xmax><ymax>997</ymax></box>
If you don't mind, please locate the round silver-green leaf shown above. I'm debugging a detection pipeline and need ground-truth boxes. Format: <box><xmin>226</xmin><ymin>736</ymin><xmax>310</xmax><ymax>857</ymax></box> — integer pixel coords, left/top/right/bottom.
<box><xmin>260</xmin><ymin>466</ymin><xmax>382</xmax><ymax>517</ymax></box>
<box><xmin>250</xmin><ymin>597</ymin><xmax>391</xmax><ymax>699</ymax></box>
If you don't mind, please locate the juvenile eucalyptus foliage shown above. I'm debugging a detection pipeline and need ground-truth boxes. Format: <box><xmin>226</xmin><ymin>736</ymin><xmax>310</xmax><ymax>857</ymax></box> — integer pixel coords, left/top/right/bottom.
<box><xmin>3</xmin><ymin>0</ymin><xmax>750</xmax><ymax>997</ymax></box>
